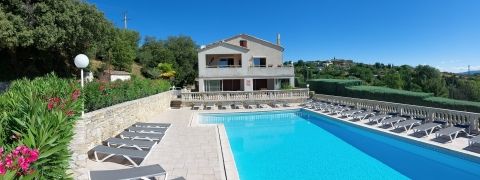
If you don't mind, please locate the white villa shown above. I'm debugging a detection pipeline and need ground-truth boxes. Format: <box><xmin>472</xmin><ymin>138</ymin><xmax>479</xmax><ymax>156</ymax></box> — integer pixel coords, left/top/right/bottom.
<box><xmin>197</xmin><ymin>34</ymin><xmax>295</xmax><ymax>92</ymax></box>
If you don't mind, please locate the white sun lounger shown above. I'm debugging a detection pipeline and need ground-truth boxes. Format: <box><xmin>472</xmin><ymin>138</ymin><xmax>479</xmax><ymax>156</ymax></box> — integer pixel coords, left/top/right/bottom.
<box><xmin>232</xmin><ymin>102</ymin><xmax>243</xmax><ymax>109</ymax></box>
<box><xmin>282</xmin><ymin>101</ymin><xmax>291</xmax><ymax>107</ymax></box>
<box><xmin>192</xmin><ymin>103</ymin><xmax>203</xmax><ymax>110</ymax></box>
<box><xmin>468</xmin><ymin>136</ymin><xmax>480</xmax><ymax>146</ymax></box>
<box><xmin>105</xmin><ymin>138</ymin><xmax>156</xmax><ymax>151</ymax></box>
<box><xmin>411</xmin><ymin>122</ymin><xmax>443</xmax><ymax>136</ymax></box>
<box><xmin>367</xmin><ymin>115</ymin><xmax>392</xmax><ymax>124</ymax></box>
<box><xmin>219</xmin><ymin>102</ymin><xmax>231</xmax><ymax>110</ymax></box>
<box><xmin>133</xmin><ymin>122</ymin><xmax>171</xmax><ymax>128</ymax></box>
<box><xmin>204</xmin><ymin>102</ymin><xmax>215</xmax><ymax>110</ymax></box>
<box><xmin>352</xmin><ymin>112</ymin><xmax>376</xmax><ymax>120</ymax></box>
<box><xmin>332</xmin><ymin>107</ymin><xmax>351</xmax><ymax>115</ymax></box>
<box><xmin>258</xmin><ymin>103</ymin><xmax>269</xmax><ymax>108</ymax></box>
<box><xmin>340</xmin><ymin>109</ymin><xmax>363</xmax><ymax>117</ymax></box>
<box><xmin>270</xmin><ymin>102</ymin><xmax>282</xmax><ymax>108</ymax></box>
<box><xmin>89</xmin><ymin>164</ymin><xmax>167</xmax><ymax>180</ymax></box>
<box><xmin>245</xmin><ymin>102</ymin><xmax>256</xmax><ymax>109</ymax></box>
<box><xmin>119</xmin><ymin>131</ymin><xmax>164</xmax><ymax>141</ymax></box>
<box><xmin>126</xmin><ymin>126</ymin><xmax>167</xmax><ymax>134</ymax></box>
<box><xmin>299</xmin><ymin>99</ymin><xmax>314</xmax><ymax>107</ymax></box>
<box><xmin>380</xmin><ymin>117</ymin><xmax>406</xmax><ymax>127</ymax></box>
<box><xmin>435</xmin><ymin>126</ymin><xmax>467</xmax><ymax>142</ymax></box>
<box><xmin>393</xmin><ymin>120</ymin><xmax>422</xmax><ymax>131</ymax></box>
<box><xmin>92</xmin><ymin>145</ymin><xmax>150</xmax><ymax>167</ymax></box>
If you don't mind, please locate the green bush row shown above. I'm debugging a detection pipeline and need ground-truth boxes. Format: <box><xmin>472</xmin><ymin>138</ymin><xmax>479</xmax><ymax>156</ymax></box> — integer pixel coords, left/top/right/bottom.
<box><xmin>309</xmin><ymin>79</ymin><xmax>480</xmax><ymax>113</ymax></box>
<box><xmin>84</xmin><ymin>77</ymin><xmax>171</xmax><ymax>112</ymax></box>
<box><xmin>307</xmin><ymin>79</ymin><xmax>363</xmax><ymax>95</ymax></box>
<box><xmin>0</xmin><ymin>73</ymin><xmax>82</xmax><ymax>178</ymax></box>
<box><xmin>422</xmin><ymin>97</ymin><xmax>480</xmax><ymax>113</ymax></box>
<box><xmin>345</xmin><ymin>86</ymin><xmax>433</xmax><ymax>105</ymax></box>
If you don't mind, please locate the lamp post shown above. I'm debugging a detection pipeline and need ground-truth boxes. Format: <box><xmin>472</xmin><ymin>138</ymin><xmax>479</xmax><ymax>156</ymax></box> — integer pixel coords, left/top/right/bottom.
<box><xmin>74</xmin><ymin>54</ymin><xmax>89</xmax><ymax>116</ymax></box>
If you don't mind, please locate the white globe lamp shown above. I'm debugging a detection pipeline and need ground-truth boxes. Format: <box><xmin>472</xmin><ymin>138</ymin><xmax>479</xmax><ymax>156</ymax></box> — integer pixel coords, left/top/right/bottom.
<box><xmin>74</xmin><ymin>54</ymin><xmax>89</xmax><ymax>117</ymax></box>
<box><xmin>74</xmin><ymin>54</ymin><xmax>89</xmax><ymax>69</ymax></box>
<box><xmin>74</xmin><ymin>54</ymin><xmax>89</xmax><ymax>88</ymax></box>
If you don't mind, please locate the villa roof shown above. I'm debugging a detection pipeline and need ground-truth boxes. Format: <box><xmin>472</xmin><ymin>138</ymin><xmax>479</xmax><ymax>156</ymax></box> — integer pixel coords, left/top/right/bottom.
<box><xmin>199</xmin><ymin>34</ymin><xmax>284</xmax><ymax>52</ymax></box>
<box><xmin>224</xmin><ymin>34</ymin><xmax>284</xmax><ymax>51</ymax></box>
<box><xmin>198</xmin><ymin>41</ymin><xmax>250</xmax><ymax>53</ymax></box>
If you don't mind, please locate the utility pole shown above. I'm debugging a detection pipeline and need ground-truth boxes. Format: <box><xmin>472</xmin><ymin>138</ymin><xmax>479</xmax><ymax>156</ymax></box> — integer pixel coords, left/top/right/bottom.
<box><xmin>468</xmin><ymin>65</ymin><xmax>471</xmax><ymax>75</ymax></box>
<box><xmin>122</xmin><ymin>12</ymin><xmax>129</xmax><ymax>29</ymax></box>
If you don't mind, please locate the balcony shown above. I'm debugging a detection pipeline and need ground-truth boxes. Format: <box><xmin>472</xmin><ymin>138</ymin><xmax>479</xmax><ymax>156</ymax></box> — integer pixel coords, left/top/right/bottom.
<box><xmin>181</xmin><ymin>88</ymin><xmax>309</xmax><ymax>102</ymax></box>
<box><xmin>199</xmin><ymin>65</ymin><xmax>294</xmax><ymax>78</ymax></box>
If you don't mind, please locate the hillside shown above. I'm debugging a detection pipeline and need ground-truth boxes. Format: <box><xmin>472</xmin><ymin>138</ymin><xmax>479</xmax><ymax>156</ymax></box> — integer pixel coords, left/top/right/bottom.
<box><xmin>293</xmin><ymin>59</ymin><xmax>480</xmax><ymax>102</ymax></box>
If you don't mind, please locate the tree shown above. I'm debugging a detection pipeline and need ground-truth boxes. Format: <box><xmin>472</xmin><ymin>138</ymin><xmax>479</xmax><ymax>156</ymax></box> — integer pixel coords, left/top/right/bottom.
<box><xmin>164</xmin><ymin>36</ymin><xmax>198</xmax><ymax>86</ymax></box>
<box><xmin>157</xmin><ymin>63</ymin><xmax>176</xmax><ymax>79</ymax></box>
<box><xmin>383</xmin><ymin>71</ymin><xmax>404</xmax><ymax>89</ymax></box>
<box><xmin>137</xmin><ymin>36</ymin><xmax>198</xmax><ymax>86</ymax></box>
<box><xmin>349</xmin><ymin>66</ymin><xmax>374</xmax><ymax>84</ymax></box>
<box><xmin>413</xmin><ymin>65</ymin><xmax>449</xmax><ymax>97</ymax></box>
<box><xmin>0</xmin><ymin>0</ymin><xmax>114</xmax><ymax>80</ymax></box>
<box><xmin>108</xmin><ymin>29</ymin><xmax>139</xmax><ymax>71</ymax></box>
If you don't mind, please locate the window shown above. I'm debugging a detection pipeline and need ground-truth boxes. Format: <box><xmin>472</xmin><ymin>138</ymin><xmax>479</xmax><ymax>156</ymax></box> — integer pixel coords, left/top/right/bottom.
<box><xmin>205</xmin><ymin>80</ymin><xmax>222</xmax><ymax>91</ymax></box>
<box><xmin>253</xmin><ymin>57</ymin><xmax>266</xmax><ymax>67</ymax></box>
<box><xmin>219</xmin><ymin>58</ymin><xmax>234</xmax><ymax>68</ymax></box>
<box><xmin>239</xmin><ymin>40</ymin><xmax>247</xmax><ymax>47</ymax></box>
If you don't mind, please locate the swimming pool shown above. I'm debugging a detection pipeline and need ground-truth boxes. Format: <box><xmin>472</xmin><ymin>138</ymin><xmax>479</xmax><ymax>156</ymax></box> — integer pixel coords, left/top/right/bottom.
<box><xmin>200</xmin><ymin>109</ymin><xmax>480</xmax><ymax>180</ymax></box>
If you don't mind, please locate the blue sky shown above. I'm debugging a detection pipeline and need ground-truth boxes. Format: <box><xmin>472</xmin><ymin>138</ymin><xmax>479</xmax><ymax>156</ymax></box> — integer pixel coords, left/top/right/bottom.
<box><xmin>88</xmin><ymin>0</ymin><xmax>480</xmax><ymax>73</ymax></box>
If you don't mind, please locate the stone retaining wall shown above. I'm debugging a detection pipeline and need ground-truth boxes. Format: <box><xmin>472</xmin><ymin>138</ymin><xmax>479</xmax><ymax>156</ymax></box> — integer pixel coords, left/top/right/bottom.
<box><xmin>69</xmin><ymin>91</ymin><xmax>172</xmax><ymax>179</ymax></box>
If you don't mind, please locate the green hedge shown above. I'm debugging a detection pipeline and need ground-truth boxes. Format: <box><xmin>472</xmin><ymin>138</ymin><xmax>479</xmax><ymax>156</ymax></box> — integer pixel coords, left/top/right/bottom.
<box><xmin>309</xmin><ymin>78</ymin><xmax>480</xmax><ymax>113</ymax></box>
<box><xmin>307</xmin><ymin>79</ymin><xmax>363</xmax><ymax>96</ymax></box>
<box><xmin>423</xmin><ymin>97</ymin><xmax>480</xmax><ymax>113</ymax></box>
<box><xmin>0</xmin><ymin>73</ymin><xmax>82</xmax><ymax>178</ymax></box>
<box><xmin>84</xmin><ymin>77</ymin><xmax>170</xmax><ymax>112</ymax></box>
<box><xmin>345</xmin><ymin>86</ymin><xmax>433</xmax><ymax>105</ymax></box>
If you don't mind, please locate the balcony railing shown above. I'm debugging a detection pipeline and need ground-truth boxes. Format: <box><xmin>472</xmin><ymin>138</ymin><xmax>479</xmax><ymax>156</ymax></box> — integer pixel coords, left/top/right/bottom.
<box><xmin>206</xmin><ymin>65</ymin><xmax>242</xmax><ymax>68</ymax></box>
<box><xmin>199</xmin><ymin>65</ymin><xmax>294</xmax><ymax>78</ymax></box>
<box><xmin>313</xmin><ymin>94</ymin><xmax>480</xmax><ymax>132</ymax></box>
<box><xmin>181</xmin><ymin>88</ymin><xmax>309</xmax><ymax>102</ymax></box>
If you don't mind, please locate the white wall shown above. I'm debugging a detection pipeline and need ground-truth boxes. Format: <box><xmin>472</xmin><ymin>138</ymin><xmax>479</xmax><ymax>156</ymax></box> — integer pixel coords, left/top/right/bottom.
<box><xmin>110</xmin><ymin>75</ymin><xmax>131</xmax><ymax>81</ymax></box>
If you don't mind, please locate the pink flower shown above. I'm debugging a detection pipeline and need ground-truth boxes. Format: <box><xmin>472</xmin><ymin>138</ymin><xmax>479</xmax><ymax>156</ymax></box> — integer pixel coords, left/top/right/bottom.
<box><xmin>0</xmin><ymin>161</ymin><xmax>5</xmax><ymax>175</ymax></box>
<box><xmin>5</xmin><ymin>154</ymin><xmax>13</xmax><ymax>168</ymax></box>
<box><xmin>18</xmin><ymin>157</ymin><xmax>29</xmax><ymax>171</ymax></box>
<box><xmin>26</xmin><ymin>149</ymin><xmax>39</xmax><ymax>163</ymax></box>
<box><xmin>71</xmin><ymin>89</ymin><xmax>81</xmax><ymax>101</ymax></box>
<box><xmin>65</xmin><ymin>110</ymin><xmax>74</xmax><ymax>117</ymax></box>
<box><xmin>47</xmin><ymin>97</ymin><xmax>62</xmax><ymax>110</ymax></box>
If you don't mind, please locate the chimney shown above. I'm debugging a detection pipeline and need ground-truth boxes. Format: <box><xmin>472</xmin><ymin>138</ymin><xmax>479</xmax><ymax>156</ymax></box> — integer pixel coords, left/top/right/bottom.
<box><xmin>276</xmin><ymin>33</ymin><xmax>281</xmax><ymax>46</ymax></box>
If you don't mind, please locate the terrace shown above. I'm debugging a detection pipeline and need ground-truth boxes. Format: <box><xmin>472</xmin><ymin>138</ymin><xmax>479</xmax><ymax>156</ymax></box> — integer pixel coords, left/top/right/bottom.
<box><xmin>73</xmin><ymin>89</ymin><xmax>480</xmax><ymax>179</ymax></box>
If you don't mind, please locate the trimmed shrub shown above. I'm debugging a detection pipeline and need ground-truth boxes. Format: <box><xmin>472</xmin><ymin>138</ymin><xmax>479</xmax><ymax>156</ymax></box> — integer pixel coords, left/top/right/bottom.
<box><xmin>345</xmin><ymin>85</ymin><xmax>433</xmax><ymax>105</ymax></box>
<box><xmin>307</xmin><ymin>79</ymin><xmax>363</xmax><ymax>96</ymax></box>
<box><xmin>0</xmin><ymin>73</ymin><xmax>82</xmax><ymax>179</ymax></box>
<box><xmin>84</xmin><ymin>77</ymin><xmax>170</xmax><ymax>112</ymax></box>
<box><xmin>423</xmin><ymin>97</ymin><xmax>480</xmax><ymax>113</ymax></box>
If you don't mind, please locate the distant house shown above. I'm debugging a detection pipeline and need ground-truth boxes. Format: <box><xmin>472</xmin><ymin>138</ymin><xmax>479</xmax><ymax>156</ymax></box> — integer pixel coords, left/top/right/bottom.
<box><xmin>197</xmin><ymin>34</ymin><xmax>295</xmax><ymax>92</ymax></box>
<box><xmin>101</xmin><ymin>70</ymin><xmax>131</xmax><ymax>82</ymax></box>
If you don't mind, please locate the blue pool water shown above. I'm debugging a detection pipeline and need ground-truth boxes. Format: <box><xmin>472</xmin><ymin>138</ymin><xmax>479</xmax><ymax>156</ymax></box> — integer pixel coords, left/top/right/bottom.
<box><xmin>200</xmin><ymin>109</ymin><xmax>480</xmax><ymax>180</ymax></box>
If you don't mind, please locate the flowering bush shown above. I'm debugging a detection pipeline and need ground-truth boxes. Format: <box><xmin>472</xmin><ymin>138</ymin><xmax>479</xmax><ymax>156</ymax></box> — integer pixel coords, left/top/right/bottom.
<box><xmin>0</xmin><ymin>73</ymin><xmax>82</xmax><ymax>179</ymax></box>
<box><xmin>0</xmin><ymin>146</ymin><xmax>40</xmax><ymax>179</ymax></box>
<box><xmin>84</xmin><ymin>76</ymin><xmax>170</xmax><ymax>112</ymax></box>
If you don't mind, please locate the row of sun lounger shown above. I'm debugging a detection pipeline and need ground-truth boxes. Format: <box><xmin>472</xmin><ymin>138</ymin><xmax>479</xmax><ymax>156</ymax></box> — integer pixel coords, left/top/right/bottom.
<box><xmin>191</xmin><ymin>101</ymin><xmax>291</xmax><ymax>110</ymax></box>
<box><xmin>89</xmin><ymin>122</ymin><xmax>171</xmax><ymax>180</ymax></box>
<box><xmin>304</xmin><ymin>101</ymin><xmax>476</xmax><ymax>146</ymax></box>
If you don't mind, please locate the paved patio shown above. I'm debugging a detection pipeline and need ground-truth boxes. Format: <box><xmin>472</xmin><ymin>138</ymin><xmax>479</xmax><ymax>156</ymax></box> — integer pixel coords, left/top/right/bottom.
<box><xmin>85</xmin><ymin>109</ymin><xmax>225</xmax><ymax>180</ymax></box>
